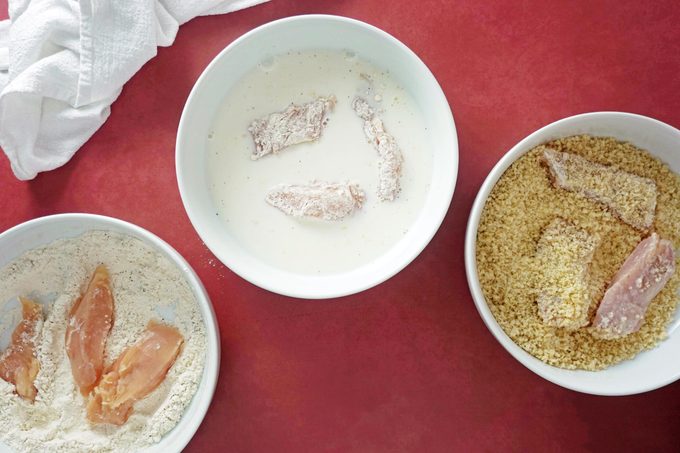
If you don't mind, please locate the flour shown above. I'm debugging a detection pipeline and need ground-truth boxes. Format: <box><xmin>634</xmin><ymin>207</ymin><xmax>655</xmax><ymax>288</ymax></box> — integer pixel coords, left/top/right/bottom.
<box><xmin>0</xmin><ymin>231</ymin><xmax>207</xmax><ymax>452</ymax></box>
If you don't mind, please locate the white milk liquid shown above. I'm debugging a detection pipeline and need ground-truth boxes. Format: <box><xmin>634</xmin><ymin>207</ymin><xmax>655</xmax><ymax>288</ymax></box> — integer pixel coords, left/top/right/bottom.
<box><xmin>206</xmin><ymin>49</ymin><xmax>433</xmax><ymax>274</ymax></box>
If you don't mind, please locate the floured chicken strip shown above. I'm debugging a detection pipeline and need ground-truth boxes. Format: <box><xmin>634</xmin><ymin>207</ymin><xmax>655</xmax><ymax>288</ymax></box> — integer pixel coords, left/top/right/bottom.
<box><xmin>0</xmin><ymin>297</ymin><xmax>42</xmax><ymax>401</ymax></box>
<box><xmin>535</xmin><ymin>218</ymin><xmax>600</xmax><ymax>330</ymax></box>
<box><xmin>592</xmin><ymin>233</ymin><xmax>676</xmax><ymax>339</ymax></box>
<box><xmin>66</xmin><ymin>265</ymin><xmax>114</xmax><ymax>396</ymax></box>
<box><xmin>352</xmin><ymin>97</ymin><xmax>403</xmax><ymax>201</ymax></box>
<box><xmin>541</xmin><ymin>148</ymin><xmax>657</xmax><ymax>231</ymax></box>
<box><xmin>87</xmin><ymin>320</ymin><xmax>184</xmax><ymax>425</ymax></box>
<box><xmin>248</xmin><ymin>96</ymin><xmax>336</xmax><ymax>160</ymax></box>
<box><xmin>266</xmin><ymin>181</ymin><xmax>365</xmax><ymax>221</ymax></box>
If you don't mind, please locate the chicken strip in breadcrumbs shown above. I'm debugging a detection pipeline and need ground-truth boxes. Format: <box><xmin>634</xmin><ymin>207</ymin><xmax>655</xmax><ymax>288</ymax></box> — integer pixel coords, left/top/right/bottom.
<box><xmin>541</xmin><ymin>148</ymin><xmax>657</xmax><ymax>231</ymax></box>
<box><xmin>248</xmin><ymin>96</ymin><xmax>336</xmax><ymax>160</ymax></box>
<box><xmin>266</xmin><ymin>181</ymin><xmax>365</xmax><ymax>221</ymax></box>
<box><xmin>591</xmin><ymin>233</ymin><xmax>675</xmax><ymax>339</ymax></box>
<box><xmin>352</xmin><ymin>97</ymin><xmax>403</xmax><ymax>201</ymax></box>
<box><xmin>535</xmin><ymin>218</ymin><xmax>600</xmax><ymax>330</ymax></box>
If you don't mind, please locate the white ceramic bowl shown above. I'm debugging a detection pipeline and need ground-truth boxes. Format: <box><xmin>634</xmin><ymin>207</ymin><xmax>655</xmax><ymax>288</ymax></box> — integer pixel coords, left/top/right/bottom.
<box><xmin>0</xmin><ymin>214</ymin><xmax>220</xmax><ymax>452</ymax></box>
<box><xmin>465</xmin><ymin>112</ymin><xmax>680</xmax><ymax>395</ymax></box>
<box><xmin>176</xmin><ymin>14</ymin><xmax>458</xmax><ymax>299</ymax></box>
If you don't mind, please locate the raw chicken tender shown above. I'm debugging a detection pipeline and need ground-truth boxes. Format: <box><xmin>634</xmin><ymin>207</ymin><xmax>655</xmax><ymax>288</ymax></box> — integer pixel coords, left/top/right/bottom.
<box><xmin>0</xmin><ymin>297</ymin><xmax>42</xmax><ymax>401</ymax></box>
<box><xmin>87</xmin><ymin>320</ymin><xmax>184</xmax><ymax>425</ymax></box>
<box><xmin>352</xmin><ymin>97</ymin><xmax>403</xmax><ymax>201</ymax></box>
<box><xmin>65</xmin><ymin>264</ymin><xmax>114</xmax><ymax>396</ymax></box>
<box><xmin>541</xmin><ymin>148</ymin><xmax>657</xmax><ymax>231</ymax></box>
<box><xmin>248</xmin><ymin>96</ymin><xmax>336</xmax><ymax>160</ymax></box>
<box><xmin>266</xmin><ymin>181</ymin><xmax>365</xmax><ymax>221</ymax></box>
<box><xmin>535</xmin><ymin>218</ymin><xmax>600</xmax><ymax>330</ymax></box>
<box><xmin>592</xmin><ymin>233</ymin><xmax>676</xmax><ymax>339</ymax></box>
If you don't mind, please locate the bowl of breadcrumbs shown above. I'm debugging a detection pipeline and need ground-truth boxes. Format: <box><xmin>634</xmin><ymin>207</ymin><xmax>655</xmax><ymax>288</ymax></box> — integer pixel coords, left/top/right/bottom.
<box><xmin>465</xmin><ymin>112</ymin><xmax>680</xmax><ymax>395</ymax></box>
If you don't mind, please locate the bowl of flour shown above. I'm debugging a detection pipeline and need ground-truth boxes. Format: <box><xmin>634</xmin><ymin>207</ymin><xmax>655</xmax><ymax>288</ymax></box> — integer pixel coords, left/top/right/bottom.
<box><xmin>0</xmin><ymin>214</ymin><xmax>219</xmax><ymax>453</ymax></box>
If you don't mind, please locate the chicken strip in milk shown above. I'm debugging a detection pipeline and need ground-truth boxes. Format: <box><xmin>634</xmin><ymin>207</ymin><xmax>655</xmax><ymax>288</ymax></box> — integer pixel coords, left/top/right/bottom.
<box><xmin>266</xmin><ymin>181</ymin><xmax>365</xmax><ymax>221</ymax></box>
<box><xmin>248</xmin><ymin>96</ymin><xmax>336</xmax><ymax>160</ymax></box>
<box><xmin>352</xmin><ymin>97</ymin><xmax>403</xmax><ymax>202</ymax></box>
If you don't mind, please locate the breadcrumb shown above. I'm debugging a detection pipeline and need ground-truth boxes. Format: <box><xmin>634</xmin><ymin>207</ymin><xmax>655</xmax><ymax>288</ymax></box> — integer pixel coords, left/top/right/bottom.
<box><xmin>476</xmin><ymin>135</ymin><xmax>680</xmax><ymax>370</ymax></box>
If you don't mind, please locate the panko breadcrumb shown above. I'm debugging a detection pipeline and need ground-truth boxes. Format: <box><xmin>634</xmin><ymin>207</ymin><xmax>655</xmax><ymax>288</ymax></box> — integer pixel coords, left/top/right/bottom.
<box><xmin>476</xmin><ymin>135</ymin><xmax>680</xmax><ymax>370</ymax></box>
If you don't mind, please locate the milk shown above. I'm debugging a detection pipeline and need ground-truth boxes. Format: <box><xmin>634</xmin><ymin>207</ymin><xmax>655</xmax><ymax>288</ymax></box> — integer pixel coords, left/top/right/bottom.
<box><xmin>206</xmin><ymin>49</ymin><xmax>433</xmax><ymax>274</ymax></box>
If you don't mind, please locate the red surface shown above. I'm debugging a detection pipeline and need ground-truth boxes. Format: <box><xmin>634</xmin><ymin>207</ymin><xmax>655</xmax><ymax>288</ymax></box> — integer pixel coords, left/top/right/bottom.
<box><xmin>2</xmin><ymin>1</ymin><xmax>680</xmax><ymax>451</ymax></box>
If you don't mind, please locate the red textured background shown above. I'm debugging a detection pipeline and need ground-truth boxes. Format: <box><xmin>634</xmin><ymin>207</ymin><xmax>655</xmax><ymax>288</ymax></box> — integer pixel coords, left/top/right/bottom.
<box><xmin>2</xmin><ymin>1</ymin><xmax>680</xmax><ymax>451</ymax></box>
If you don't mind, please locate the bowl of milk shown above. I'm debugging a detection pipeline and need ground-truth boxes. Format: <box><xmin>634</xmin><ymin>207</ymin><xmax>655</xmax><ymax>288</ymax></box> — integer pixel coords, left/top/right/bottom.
<box><xmin>176</xmin><ymin>14</ymin><xmax>458</xmax><ymax>298</ymax></box>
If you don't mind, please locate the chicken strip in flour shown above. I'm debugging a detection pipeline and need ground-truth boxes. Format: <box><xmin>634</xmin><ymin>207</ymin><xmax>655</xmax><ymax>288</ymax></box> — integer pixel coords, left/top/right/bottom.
<box><xmin>0</xmin><ymin>297</ymin><xmax>43</xmax><ymax>401</ymax></box>
<box><xmin>87</xmin><ymin>320</ymin><xmax>184</xmax><ymax>425</ymax></box>
<box><xmin>65</xmin><ymin>265</ymin><xmax>114</xmax><ymax>396</ymax></box>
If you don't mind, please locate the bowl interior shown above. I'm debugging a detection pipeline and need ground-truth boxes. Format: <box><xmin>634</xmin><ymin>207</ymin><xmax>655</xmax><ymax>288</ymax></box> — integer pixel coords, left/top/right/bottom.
<box><xmin>176</xmin><ymin>15</ymin><xmax>458</xmax><ymax>299</ymax></box>
<box><xmin>0</xmin><ymin>214</ymin><xmax>219</xmax><ymax>452</ymax></box>
<box><xmin>465</xmin><ymin>112</ymin><xmax>680</xmax><ymax>395</ymax></box>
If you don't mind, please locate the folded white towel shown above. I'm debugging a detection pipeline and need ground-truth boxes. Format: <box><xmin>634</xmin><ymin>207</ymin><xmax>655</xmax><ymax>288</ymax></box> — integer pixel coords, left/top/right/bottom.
<box><xmin>0</xmin><ymin>0</ymin><xmax>268</xmax><ymax>180</ymax></box>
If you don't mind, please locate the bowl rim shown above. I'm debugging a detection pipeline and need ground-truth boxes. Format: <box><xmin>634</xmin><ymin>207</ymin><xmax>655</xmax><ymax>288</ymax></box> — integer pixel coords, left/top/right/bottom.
<box><xmin>175</xmin><ymin>14</ymin><xmax>458</xmax><ymax>299</ymax></box>
<box><xmin>464</xmin><ymin>111</ymin><xmax>680</xmax><ymax>396</ymax></box>
<box><xmin>0</xmin><ymin>213</ymin><xmax>220</xmax><ymax>451</ymax></box>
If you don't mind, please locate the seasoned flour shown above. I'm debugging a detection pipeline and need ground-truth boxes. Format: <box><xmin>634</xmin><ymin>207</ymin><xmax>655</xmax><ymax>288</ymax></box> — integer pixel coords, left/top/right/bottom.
<box><xmin>0</xmin><ymin>231</ymin><xmax>206</xmax><ymax>452</ymax></box>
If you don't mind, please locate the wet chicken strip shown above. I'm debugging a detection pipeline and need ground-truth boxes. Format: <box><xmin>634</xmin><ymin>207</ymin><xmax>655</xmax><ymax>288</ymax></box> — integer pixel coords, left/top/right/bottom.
<box><xmin>66</xmin><ymin>265</ymin><xmax>114</xmax><ymax>396</ymax></box>
<box><xmin>248</xmin><ymin>96</ymin><xmax>336</xmax><ymax>160</ymax></box>
<box><xmin>266</xmin><ymin>181</ymin><xmax>365</xmax><ymax>221</ymax></box>
<box><xmin>87</xmin><ymin>321</ymin><xmax>184</xmax><ymax>425</ymax></box>
<box><xmin>0</xmin><ymin>297</ymin><xmax>42</xmax><ymax>401</ymax></box>
<box><xmin>535</xmin><ymin>218</ymin><xmax>600</xmax><ymax>329</ymax></box>
<box><xmin>352</xmin><ymin>97</ymin><xmax>403</xmax><ymax>201</ymax></box>
<box><xmin>541</xmin><ymin>148</ymin><xmax>657</xmax><ymax>231</ymax></box>
<box><xmin>591</xmin><ymin>233</ymin><xmax>675</xmax><ymax>339</ymax></box>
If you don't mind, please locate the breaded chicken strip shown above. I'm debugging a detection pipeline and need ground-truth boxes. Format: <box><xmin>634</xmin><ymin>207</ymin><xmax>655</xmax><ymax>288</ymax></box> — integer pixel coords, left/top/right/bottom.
<box><xmin>541</xmin><ymin>148</ymin><xmax>657</xmax><ymax>231</ymax></box>
<box><xmin>535</xmin><ymin>218</ymin><xmax>600</xmax><ymax>330</ymax></box>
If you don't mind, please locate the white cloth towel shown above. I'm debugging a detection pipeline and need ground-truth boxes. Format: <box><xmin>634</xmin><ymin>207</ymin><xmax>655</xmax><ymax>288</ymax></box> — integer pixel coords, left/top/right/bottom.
<box><xmin>0</xmin><ymin>0</ymin><xmax>267</xmax><ymax>180</ymax></box>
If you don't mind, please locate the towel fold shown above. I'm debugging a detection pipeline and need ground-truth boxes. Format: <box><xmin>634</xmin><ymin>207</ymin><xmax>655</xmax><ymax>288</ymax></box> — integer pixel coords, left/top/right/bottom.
<box><xmin>0</xmin><ymin>0</ymin><xmax>267</xmax><ymax>180</ymax></box>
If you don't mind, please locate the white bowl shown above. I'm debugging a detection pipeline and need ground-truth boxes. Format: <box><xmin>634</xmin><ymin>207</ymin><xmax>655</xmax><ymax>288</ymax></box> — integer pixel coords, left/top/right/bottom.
<box><xmin>0</xmin><ymin>214</ymin><xmax>220</xmax><ymax>452</ymax></box>
<box><xmin>465</xmin><ymin>112</ymin><xmax>680</xmax><ymax>395</ymax></box>
<box><xmin>176</xmin><ymin>14</ymin><xmax>458</xmax><ymax>299</ymax></box>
